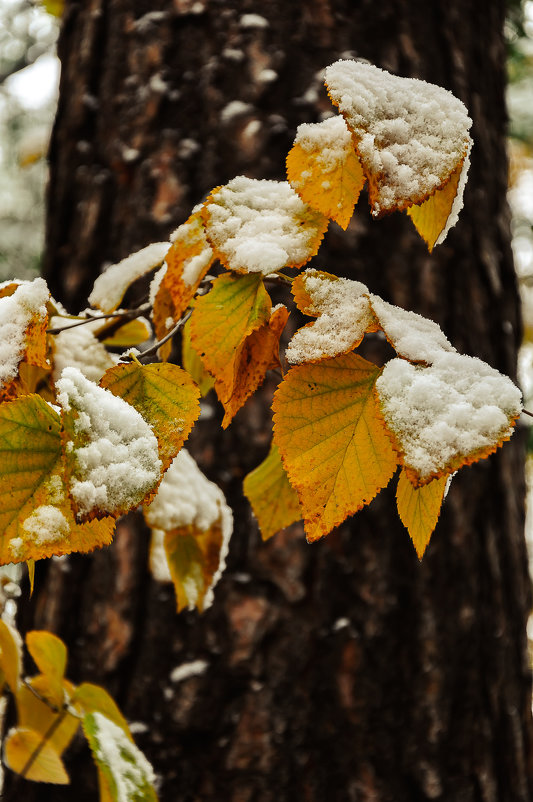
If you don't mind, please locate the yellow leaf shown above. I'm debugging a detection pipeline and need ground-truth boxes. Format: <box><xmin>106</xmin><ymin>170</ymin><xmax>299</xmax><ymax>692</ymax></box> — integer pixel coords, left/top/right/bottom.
<box><xmin>202</xmin><ymin>177</ymin><xmax>328</xmax><ymax>275</ymax></box>
<box><xmin>375</xmin><ymin>353</ymin><xmax>522</xmax><ymax>485</ymax></box>
<box><xmin>72</xmin><ymin>683</ymin><xmax>132</xmax><ymax>742</ymax></box>
<box><xmin>272</xmin><ymin>353</ymin><xmax>398</xmax><ymax>541</ymax></box>
<box><xmin>243</xmin><ymin>443</ymin><xmax>302</xmax><ymax>540</ymax></box>
<box><xmin>396</xmin><ymin>469</ymin><xmax>448</xmax><ymax>559</ymax></box>
<box><xmin>0</xmin><ymin>619</ymin><xmax>22</xmax><ymax>693</ymax></box>
<box><xmin>16</xmin><ymin>679</ymin><xmax>80</xmax><ymax>756</ymax></box>
<box><xmin>407</xmin><ymin>158</ymin><xmax>464</xmax><ymax>251</ymax></box>
<box><xmin>26</xmin><ymin>631</ymin><xmax>67</xmax><ymax>708</ymax></box>
<box><xmin>42</xmin><ymin>0</ymin><xmax>64</xmax><ymax>17</ymax></box>
<box><xmin>4</xmin><ymin>727</ymin><xmax>70</xmax><ymax>784</ymax></box>
<box><xmin>100</xmin><ymin>362</ymin><xmax>200</xmax><ymax>475</ymax></box>
<box><xmin>27</xmin><ymin>559</ymin><xmax>35</xmax><ymax>595</ymax></box>
<box><xmin>286</xmin><ymin>116</ymin><xmax>365</xmax><ymax>229</ymax></box>
<box><xmin>220</xmin><ymin>303</ymin><xmax>288</xmax><ymax>428</ymax></box>
<box><xmin>0</xmin><ymin>394</ymin><xmax>116</xmax><ymax>565</ymax></box>
<box><xmin>165</xmin><ymin>526</ymin><xmax>224</xmax><ymax>613</ymax></box>
<box><xmin>99</xmin><ymin>317</ymin><xmax>152</xmax><ymax>347</ymax></box>
<box><xmin>181</xmin><ymin>316</ymin><xmax>215</xmax><ymax>396</ymax></box>
<box><xmin>189</xmin><ymin>272</ymin><xmax>272</xmax><ymax>417</ymax></box>
<box><xmin>153</xmin><ymin>209</ymin><xmax>214</xmax><ymax>348</ymax></box>
<box><xmin>324</xmin><ymin>60</ymin><xmax>472</xmax><ymax>248</ymax></box>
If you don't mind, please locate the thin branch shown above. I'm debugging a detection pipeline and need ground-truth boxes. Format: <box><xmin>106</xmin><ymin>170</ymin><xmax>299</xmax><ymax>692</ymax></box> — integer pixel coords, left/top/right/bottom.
<box><xmin>124</xmin><ymin>310</ymin><xmax>192</xmax><ymax>362</ymax></box>
<box><xmin>522</xmin><ymin>408</ymin><xmax>533</xmax><ymax>418</ymax></box>
<box><xmin>46</xmin><ymin>304</ymin><xmax>150</xmax><ymax>335</ymax></box>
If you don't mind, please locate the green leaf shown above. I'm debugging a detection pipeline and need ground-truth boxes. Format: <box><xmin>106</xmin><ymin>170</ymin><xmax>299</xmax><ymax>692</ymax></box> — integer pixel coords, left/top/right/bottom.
<box><xmin>83</xmin><ymin>713</ymin><xmax>158</xmax><ymax>802</ymax></box>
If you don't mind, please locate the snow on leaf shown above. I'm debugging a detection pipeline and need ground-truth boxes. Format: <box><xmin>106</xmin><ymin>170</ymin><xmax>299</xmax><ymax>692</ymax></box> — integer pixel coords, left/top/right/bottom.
<box><xmin>273</xmin><ymin>353</ymin><xmax>398</xmax><ymax>542</ymax></box>
<box><xmin>324</xmin><ymin>60</ymin><xmax>472</xmax><ymax>246</ymax></box>
<box><xmin>220</xmin><ymin>303</ymin><xmax>289</xmax><ymax>428</ymax></box>
<box><xmin>57</xmin><ymin>367</ymin><xmax>162</xmax><ymax>518</ymax></box>
<box><xmin>82</xmin><ymin>713</ymin><xmax>158</xmax><ymax>802</ymax></box>
<box><xmin>407</xmin><ymin>148</ymin><xmax>470</xmax><ymax>251</ymax></box>
<box><xmin>286</xmin><ymin>115</ymin><xmax>365</xmax><ymax>229</ymax></box>
<box><xmin>0</xmin><ymin>620</ymin><xmax>22</xmax><ymax>693</ymax></box>
<box><xmin>50</xmin><ymin>315</ymin><xmax>116</xmax><ymax>384</ymax></box>
<box><xmin>396</xmin><ymin>469</ymin><xmax>448</xmax><ymax>558</ymax></box>
<box><xmin>72</xmin><ymin>683</ymin><xmax>132</xmax><ymax>742</ymax></box>
<box><xmin>152</xmin><ymin>209</ymin><xmax>214</xmax><ymax>348</ymax></box>
<box><xmin>0</xmin><ymin>278</ymin><xmax>50</xmax><ymax>400</ymax></box>
<box><xmin>15</xmin><ymin>679</ymin><xmax>80</xmax><ymax>757</ymax></box>
<box><xmin>25</xmin><ymin>631</ymin><xmax>67</xmax><ymax>708</ymax></box>
<box><xmin>4</xmin><ymin>727</ymin><xmax>70</xmax><ymax>784</ymax></box>
<box><xmin>202</xmin><ymin>177</ymin><xmax>328</xmax><ymax>275</ymax></box>
<box><xmin>0</xmin><ymin>395</ymin><xmax>114</xmax><ymax>564</ymax></box>
<box><xmin>243</xmin><ymin>442</ymin><xmax>302</xmax><ymax>540</ymax></box>
<box><xmin>189</xmin><ymin>272</ymin><xmax>272</xmax><ymax>421</ymax></box>
<box><xmin>100</xmin><ymin>362</ymin><xmax>200</xmax><ymax>475</ymax></box>
<box><xmin>368</xmin><ymin>294</ymin><xmax>454</xmax><ymax>364</ymax></box>
<box><xmin>286</xmin><ymin>269</ymin><xmax>376</xmax><ymax>364</ymax></box>
<box><xmin>376</xmin><ymin>353</ymin><xmax>522</xmax><ymax>484</ymax></box>
<box><xmin>181</xmin><ymin>316</ymin><xmax>215</xmax><ymax>396</ymax></box>
<box><xmin>88</xmin><ymin>242</ymin><xmax>169</xmax><ymax>314</ymax></box>
<box><xmin>144</xmin><ymin>449</ymin><xmax>233</xmax><ymax>612</ymax></box>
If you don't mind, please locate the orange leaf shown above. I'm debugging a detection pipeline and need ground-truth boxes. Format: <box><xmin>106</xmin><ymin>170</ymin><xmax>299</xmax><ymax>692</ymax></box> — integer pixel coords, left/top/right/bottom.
<box><xmin>152</xmin><ymin>209</ymin><xmax>213</xmax><ymax>347</ymax></box>
<box><xmin>376</xmin><ymin>353</ymin><xmax>522</xmax><ymax>485</ymax></box>
<box><xmin>286</xmin><ymin>116</ymin><xmax>365</xmax><ymax>229</ymax></box>
<box><xmin>286</xmin><ymin>269</ymin><xmax>377</xmax><ymax>364</ymax></box>
<box><xmin>220</xmin><ymin>303</ymin><xmax>288</xmax><ymax>428</ymax></box>
<box><xmin>189</xmin><ymin>272</ymin><xmax>271</xmax><ymax>415</ymax></box>
<box><xmin>4</xmin><ymin>727</ymin><xmax>70</xmax><ymax>784</ymax></box>
<box><xmin>100</xmin><ymin>362</ymin><xmax>200</xmax><ymax>474</ymax></box>
<box><xmin>0</xmin><ymin>278</ymin><xmax>50</xmax><ymax>401</ymax></box>
<box><xmin>243</xmin><ymin>442</ymin><xmax>302</xmax><ymax>540</ymax></box>
<box><xmin>202</xmin><ymin>177</ymin><xmax>328</xmax><ymax>275</ymax></box>
<box><xmin>396</xmin><ymin>469</ymin><xmax>448</xmax><ymax>558</ymax></box>
<box><xmin>273</xmin><ymin>353</ymin><xmax>398</xmax><ymax>541</ymax></box>
<box><xmin>324</xmin><ymin>60</ymin><xmax>472</xmax><ymax>247</ymax></box>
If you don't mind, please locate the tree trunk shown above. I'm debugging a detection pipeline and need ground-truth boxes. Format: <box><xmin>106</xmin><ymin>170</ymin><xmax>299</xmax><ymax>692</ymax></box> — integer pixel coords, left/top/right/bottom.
<box><xmin>9</xmin><ymin>1</ymin><xmax>533</xmax><ymax>800</ymax></box>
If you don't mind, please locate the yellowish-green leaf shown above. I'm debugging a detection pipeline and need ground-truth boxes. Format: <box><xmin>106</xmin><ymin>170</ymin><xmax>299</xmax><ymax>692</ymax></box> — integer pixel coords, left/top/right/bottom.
<box><xmin>243</xmin><ymin>443</ymin><xmax>302</xmax><ymax>540</ymax></box>
<box><xmin>396</xmin><ymin>469</ymin><xmax>448</xmax><ymax>559</ymax></box>
<box><xmin>16</xmin><ymin>679</ymin><xmax>80</xmax><ymax>757</ymax></box>
<box><xmin>165</xmin><ymin>527</ymin><xmax>224</xmax><ymax>613</ymax></box>
<box><xmin>4</xmin><ymin>727</ymin><xmax>70</xmax><ymax>784</ymax></box>
<box><xmin>181</xmin><ymin>316</ymin><xmax>215</xmax><ymax>396</ymax></box>
<box><xmin>273</xmin><ymin>352</ymin><xmax>399</xmax><ymax>541</ymax></box>
<box><xmin>72</xmin><ymin>683</ymin><xmax>132</xmax><ymax>742</ymax></box>
<box><xmin>0</xmin><ymin>619</ymin><xmax>22</xmax><ymax>693</ymax></box>
<box><xmin>0</xmin><ymin>393</ymin><xmax>116</xmax><ymax>564</ymax></box>
<box><xmin>286</xmin><ymin>116</ymin><xmax>365</xmax><ymax>229</ymax></box>
<box><xmin>83</xmin><ymin>713</ymin><xmax>158</xmax><ymax>801</ymax></box>
<box><xmin>100</xmin><ymin>361</ymin><xmax>200</xmax><ymax>475</ymax></box>
<box><xmin>189</xmin><ymin>272</ymin><xmax>271</xmax><ymax>413</ymax></box>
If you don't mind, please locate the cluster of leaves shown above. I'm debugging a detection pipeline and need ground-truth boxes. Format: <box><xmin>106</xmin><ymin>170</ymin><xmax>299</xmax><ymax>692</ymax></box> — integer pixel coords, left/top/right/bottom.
<box><xmin>0</xmin><ymin>619</ymin><xmax>157</xmax><ymax>797</ymax></box>
<box><xmin>0</xmin><ymin>58</ymin><xmax>523</xmax><ymax>792</ymax></box>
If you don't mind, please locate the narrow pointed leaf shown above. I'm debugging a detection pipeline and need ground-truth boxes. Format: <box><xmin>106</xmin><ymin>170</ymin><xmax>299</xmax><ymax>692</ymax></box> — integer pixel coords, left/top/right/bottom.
<box><xmin>407</xmin><ymin>154</ymin><xmax>467</xmax><ymax>251</ymax></box>
<box><xmin>243</xmin><ymin>443</ymin><xmax>302</xmax><ymax>540</ymax></box>
<box><xmin>396</xmin><ymin>469</ymin><xmax>448</xmax><ymax>558</ymax></box>
<box><xmin>273</xmin><ymin>353</ymin><xmax>398</xmax><ymax>541</ymax></box>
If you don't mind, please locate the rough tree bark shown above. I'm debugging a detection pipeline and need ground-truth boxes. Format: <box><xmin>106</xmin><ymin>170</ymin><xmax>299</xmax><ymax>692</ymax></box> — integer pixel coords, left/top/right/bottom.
<box><xmin>7</xmin><ymin>1</ymin><xmax>533</xmax><ymax>800</ymax></box>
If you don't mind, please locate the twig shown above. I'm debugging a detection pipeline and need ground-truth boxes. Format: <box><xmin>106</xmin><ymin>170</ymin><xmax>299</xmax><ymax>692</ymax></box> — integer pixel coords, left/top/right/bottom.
<box><xmin>123</xmin><ymin>310</ymin><xmax>192</xmax><ymax>362</ymax></box>
<box><xmin>46</xmin><ymin>304</ymin><xmax>151</xmax><ymax>335</ymax></box>
<box><xmin>523</xmin><ymin>408</ymin><xmax>533</xmax><ymax>418</ymax></box>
